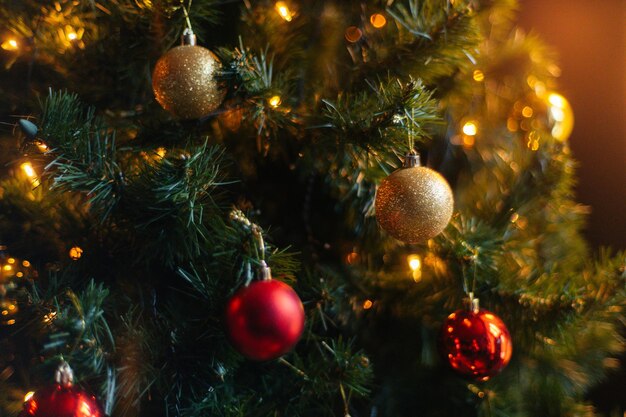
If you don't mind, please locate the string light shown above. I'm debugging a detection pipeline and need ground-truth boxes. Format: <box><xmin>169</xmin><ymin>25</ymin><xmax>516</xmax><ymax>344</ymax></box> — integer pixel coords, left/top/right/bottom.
<box><xmin>20</xmin><ymin>162</ymin><xmax>36</xmax><ymax>178</ymax></box>
<box><xmin>462</xmin><ymin>120</ymin><xmax>478</xmax><ymax>136</ymax></box>
<box><xmin>462</xmin><ymin>135</ymin><xmax>475</xmax><ymax>147</ymax></box>
<box><xmin>345</xmin><ymin>251</ymin><xmax>359</xmax><ymax>264</ymax></box>
<box><xmin>407</xmin><ymin>255</ymin><xmax>421</xmax><ymax>271</ymax></box>
<box><xmin>521</xmin><ymin>106</ymin><xmax>533</xmax><ymax>118</ymax></box>
<box><xmin>69</xmin><ymin>246</ymin><xmax>83</xmax><ymax>260</ymax></box>
<box><xmin>268</xmin><ymin>95</ymin><xmax>282</xmax><ymax>108</ymax></box>
<box><xmin>362</xmin><ymin>300</ymin><xmax>373</xmax><ymax>310</ymax></box>
<box><xmin>24</xmin><ymin>392</ymin><xmax>35</xmax><ymax>402</ymax></box>
<box><xmin>20</xmin><ymin>162</ymin><xmax>40</xmax><ymax>186</ymax></box>
<box><xmin>546</xmin><ymin>92</ymin><xmax>574</xmax><ymax>141</ymax></box>
<box><xmin>1</xmin><ymin>38</ymin><xmax>18</xmax><ymax>51</ymax></box>
<box><xmin>370</xmin><ymin>13</ymin><xmax>387</xmax><ymax>28</ymax></box>
<box><xmin>345</xmin><ymin>26</ymin><xmax>362</xmax><ymax>43</ymax></box>
<box><xmin>275</xmin><ymin>2</ymin><xmax>295</xmax><ymax>22</ymax></box>
<box><xmin>472</xmin><ymin>69</ymin><xmax>484</xmax><ymax>82</ymax></box>
<box><xmin>407</xmin><ymin>254</ymin><xmax>422</xmax><ymax>282</ymax></box>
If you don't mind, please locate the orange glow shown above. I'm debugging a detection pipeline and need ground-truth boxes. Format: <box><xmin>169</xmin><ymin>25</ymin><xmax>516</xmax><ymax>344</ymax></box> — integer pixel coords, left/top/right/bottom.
<box><xmin>345</xmin><ymin>26</ymin><xmax>363</xmax><ymax>43</ymax></box>
<box><xmin>345</xmin><ymin>251</ymin><xmax>359</xmax><ymax>264</ymax></box>
<box><xmin>370</xmin><ymin>13</ymin><xmax>387</xmax><ymax>28</ymax></box>
<box><xmin>22</xmin><ymin>260</ymin><xmax>31</xmax><ymax>267</ymax></box>
<box><xmin>268</xmin><ymin>95</ymin><xmax>282</xmax><ymax>108</ymax></box>
<box><xmin>362</xmin><ymin>299</ymin><xmax>373</xmax><ymax>309</ymax></box>
<box><xmin>24</xmin><ymin>391</ymin><xmax>35</xmax><ymax>402</ymax></box>
<box><xmin>546</xmin><ymin>92</ymin><xmax>574</xmax><ymax>141</ymax></box>
<box><xmin>69</xmin><ymin>246</ymin><xmax>83</xmax><ymax>260</ymax></box>
<box><xmin>1</xmin><ymin>38</ymin><xmax>18</xmax><ymax>51</ymax></box>
<box><xmin>521</xmin><ymin>106</ymin><xmax>533</xmax><ymax>118</ymax></box>
<box><xmin>472</xmin><ymin>69</ymin><xmax>485</xmax><ymax>82</ymax></box>
<box><xmin>36</xmin><ymin>141</ymin><xmax>49</xmax><ymax>152</ymax></box>
<box><xmin>21</xmin><ymin>162</ymin><xmax>36</xmax><ymax>178</ymax></box>
<box><xmin>275</xmin><ymin>2</ymin><xmax>295</xmax><ymax>21</ymax></box>
<box><xmin>462</xmin><ymin>135</ymin><xmax>475</xmax><ymax>147</ymax></box>
<box><xmin>78</xmin><ymin>398</ymin><xmax>93</xmax><ymax>417</ymax></box>
<box><xmin>462</xmin><ymin>121</ymin><xmax>477</xmax><ymax>136</ymax></box>
<box><xmin>2</xmin><ymin>264</ymin><xmax>12</xmax><ymax>271</ymax></box>
<box><xmin>407</xmin><ymin>254</ymin><xmax>421</xmax><ymax>271</ymax></box>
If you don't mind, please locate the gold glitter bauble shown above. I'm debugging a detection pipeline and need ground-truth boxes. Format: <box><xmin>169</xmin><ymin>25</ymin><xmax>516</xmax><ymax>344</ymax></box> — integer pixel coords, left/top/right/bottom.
<box><xmin>152</xmin><ymin>45</ymin><xmax>225</xmax><ymax>119</ymax></box>
<box><xmin>375</xmin><ymin>166</ymin><xmax>454</xmax><ymax>243</ymax></box>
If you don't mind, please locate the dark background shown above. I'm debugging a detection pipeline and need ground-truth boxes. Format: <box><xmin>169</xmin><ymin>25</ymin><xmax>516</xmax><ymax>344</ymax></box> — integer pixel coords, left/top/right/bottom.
<box><xmin>518</xmin><ymin>0</ymin><xmax>625</xmax><ymax>250</ymax></box>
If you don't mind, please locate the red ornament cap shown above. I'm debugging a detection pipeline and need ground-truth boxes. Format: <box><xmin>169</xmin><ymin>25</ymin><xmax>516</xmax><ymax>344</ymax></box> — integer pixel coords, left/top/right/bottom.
<box><xmin>225</xmin><ymin>265</ymin><xmax>305</xmax><ymax>361</ymax></box>
<box><xmin>439</xmin><ymin>303</ymin><xmax>513</xmax><ymax>381</ymax></box>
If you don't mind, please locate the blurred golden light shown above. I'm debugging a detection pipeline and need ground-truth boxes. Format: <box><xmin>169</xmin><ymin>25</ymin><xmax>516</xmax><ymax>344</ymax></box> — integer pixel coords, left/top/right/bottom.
<box><xmin>462</xmin><ymin>135</ymin><xmax>475</xmax><ymax>147</ymax></box>
<box><xmin>43</xmin><ymin>311</ymin><xmax>57</xmax><ymax>324</ymax></box>
<box><xmin>407</xmin><ymin>254</ymin><xmax>421</xmax><ymax>271</ymax></box>
<box><xmin>370</xmin><ymin>13</ymin><xmax>387</xmax><ymax>28</ymax></box>
<box><xmin>22</xmin><ymin>260</ymin><xmax>31</xmax><ymax>267</ymax></box>
<box><xmin>268</xmin><ymin>95</ymin><xmax>282</xmax><ymax>108</ymax></box>
<box><xmin>3</xmin><ymin>264</ymin><xmax>12</xmax><ymax>271</ymax></box>
<box><xmin>462</xmin><ymin>121</ymin><xmax>477</xmax><ymax>136</ymax></box>
<box><xmin>407</xmin><ymin>254</ymin><xmax>422</xmax><ymax>282</ymax></box>
<box><xmin>1</xmin><ymin>310</ymin><xmax>7</xmax><ymax>316</ymax></box>
<box><xmin>6</xmin><ymin>319</ymin><xmax>15</xmax><ymax>325</ymax></box>
<box><xmin>506</xmin><ymin>117</ymin><xmax>518</xmax><ymax>132</ymax></box>
<box><xmin>548</xmin><ymin>93</ymin><xmax>565</xmax><ymax>108</ymax></box>
<box><xmin>527</xmin><ymin>130</ymin><xmax>540</xmax><ymax>151</ymax></box>
<box><xmin>67</xmin><ymin>31</ymin><xmax>78</xmax><ymax>41</ymax></box>
<box><xmin>546</xmin><ymin>92</ymin><xmax>574</xmax><ymax>141</ymax></box>
<box><xmin>472</xmin><ymin>70</ymin><xmax>484</xmax><ymax>82</ymax></box>
<box><xmin>35</xmin><ymin>141</ymin><xmax>49</xmax><ymax>152</ymax></box>
<box><xmin>7</xmin><ymin>258</ymin><xmax>15</xmax><ymax>264</ymax></box>
<box><xmin>521</xmin><ymin>106</ymin><xmax>533</xmax><ymax>118</ymax></box>
<box><xmin>362</xmin><ymin>299</ymin><xmax>373</xmax><ymax>309</ymax></box>
<box><xmin>345</xmin><ymin>251</ymin><xmax>359</xmax><ymax>264</ymax></box>
<box><xmin>156</xmin><ymin>147</ymin><xmax>166</xmax><ymax>158</ymax></box>
<box><xmin>345</xmin><ymin>26</ymin><xmax>363</xmax><ymax>43</ymax></box>
<box><xmin>69</xmin><ymin>246</ymin><xmax>83</xmax><ymax>260</ymax></box>
<box><xmin>275</xmin><ymin>2</ymin><xmax>295</xmax><ymax>21</ymax></box>
<box><xmin>1</xmin><ymin>38</ymin><xmax>18</xmax><ymax>51</ymax></box>
<box><xmin>24</xmin><ymin>392</ymin><xmax>35</xmax><ymax>402</ymax></box>
<box><xmin>16</xmin><ymin>272</ymin><xmax>24</xmax><ymax>278</ymax></box>
<box><xmin>21</xmin><ymin>162</ymin><xmax>36</xmax><ymax>178</ymax></box>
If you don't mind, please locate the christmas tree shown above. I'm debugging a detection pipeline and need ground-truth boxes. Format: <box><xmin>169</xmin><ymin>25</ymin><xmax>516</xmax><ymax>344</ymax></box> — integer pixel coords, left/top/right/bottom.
<box><xmin>0</xmin><ymin>1</ymin><xmax>623</xmax><ymax>416</ymax></box>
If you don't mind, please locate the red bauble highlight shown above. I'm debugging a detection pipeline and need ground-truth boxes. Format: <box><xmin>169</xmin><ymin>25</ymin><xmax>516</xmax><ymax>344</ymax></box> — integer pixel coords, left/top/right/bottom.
<box><xmin>439</xmin><ymin>308</ymin><xmax>513</xmax><ymax>381</ymax></box>
<box><xmin>20</xmin><ymin>384</ymin><xmax>104</xmax><ymax>417</ymax></box>
<box><xmin>226</xmin><ymin>279</ymin><xmax>305</xmax><ymax>361</ymax></box>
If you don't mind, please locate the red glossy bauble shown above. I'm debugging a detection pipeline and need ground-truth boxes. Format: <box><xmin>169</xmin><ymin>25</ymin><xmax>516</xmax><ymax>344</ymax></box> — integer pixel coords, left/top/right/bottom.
<box><xmin>20</xmin><ymin>384</ymin><xmax>104</xmax><ymax>417</ymax></box>
<box><xmin>439</xmin><ymin>308</ymin><xmax>513</xmax><ymax>381</ymax></box>
<box><xmin>226</xmin><ymin>279</ymin><xmax>305</xmax><ymax>361</ymax></box>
